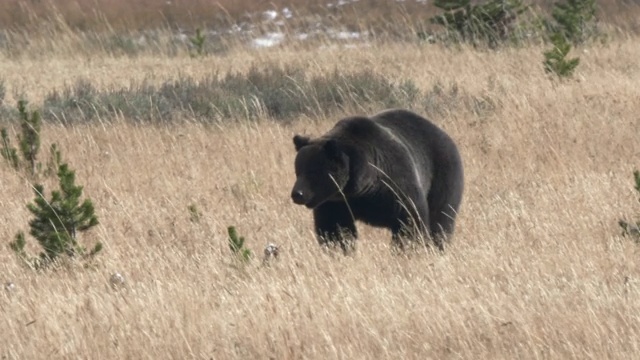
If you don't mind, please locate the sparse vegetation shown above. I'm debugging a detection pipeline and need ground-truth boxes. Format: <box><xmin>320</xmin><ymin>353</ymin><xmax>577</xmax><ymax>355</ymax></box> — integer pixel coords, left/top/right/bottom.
<box><xmin>40</xmin><ymin>66</ymin><xmax>421</xmax><ymax>123</ymax></box>
<box><xmin>430</xmin><ymin>0</ymin><xmax>529</xmax><ymax>47</ymax></box>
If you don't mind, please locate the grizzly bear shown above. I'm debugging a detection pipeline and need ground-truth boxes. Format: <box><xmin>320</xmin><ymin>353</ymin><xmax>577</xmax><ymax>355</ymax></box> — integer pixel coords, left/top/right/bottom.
<box><xmin>290</xmin><ymin>108</ymin><xmax>464</xmax><ymax>253</ymax></box>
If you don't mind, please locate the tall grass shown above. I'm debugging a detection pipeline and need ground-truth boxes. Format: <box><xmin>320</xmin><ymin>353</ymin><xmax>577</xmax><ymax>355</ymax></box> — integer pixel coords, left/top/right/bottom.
<box><xmin>1</xmin><ymin>3</ymin><xmax>640</xmax><ymax>358</ymax></box>
<box><xmin>1</xmin><ymin>0</ymin><xmax>640</xmax><ymax>60</ymax></box>
<box><xmin>1</xmin><ymin>0</ymin><xmax>639</xmax><ymax>33</ymax></box>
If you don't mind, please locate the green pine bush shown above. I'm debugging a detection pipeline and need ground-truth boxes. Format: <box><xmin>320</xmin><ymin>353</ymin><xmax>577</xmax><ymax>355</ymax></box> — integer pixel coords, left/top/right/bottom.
<box><xmin>430</xmin><ymin>0</ymin><xmax>528</xmax><ymax>48</ymax></box>
<box><xmin>17</xmin><ymin>99</ymin><xmax>41</xmax><ymax>177</ymax></box>
<box><xmin>619</xmin><ymin>170</ymin><xmax>640</xmax><ymax>243</ymax></box>
<box><xmin>227</xmin><ymin>226</ymin><xmax>252</xmax><ymax>263</ymax></box>
<box><xmin>10</xmin><ymin>163</ymin><xmax>101</xmax><ymax>267</ymax></box>
<box><xmin>189</xmin><ymin>28</ymin><xmax>206</xmax><ymax>57</ymax></box>
<box><xmin>1</xmin><ymin>128</ymin><xmax>19</xmax><ymax>170</ymax></box>
<box><xmin>549</xmin><ymin>0</ymin><xmax>598</xmax><ymax>45</ymax></box>
<box><xmin>543</xmin><ymin>32</ymin><xmax>580</xmax><ymax>78</ymax></box>
<box><xmin>1</xmin><ymin>100</ymin><xmax>42</xmax><ymax>176</ymax></box>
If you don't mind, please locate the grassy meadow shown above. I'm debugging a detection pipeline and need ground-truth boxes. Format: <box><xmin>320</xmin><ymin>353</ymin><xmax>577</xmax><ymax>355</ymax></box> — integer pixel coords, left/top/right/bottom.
<box><xmin>1</xmin><ymin>1</ymin><xmax>640</xmax><ymax>359</ymax></box>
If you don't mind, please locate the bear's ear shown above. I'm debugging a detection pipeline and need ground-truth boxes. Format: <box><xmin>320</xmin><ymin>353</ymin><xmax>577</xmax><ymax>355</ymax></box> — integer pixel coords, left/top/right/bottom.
<box><xmin>293</xmin><ymin>135</ymin><xmax>310</xmax><ymax>151</ymax></box>
<box><xmin>323</xmin><ymin>139</ymin><xmax>342</xmax><ymax>161</ymax></box>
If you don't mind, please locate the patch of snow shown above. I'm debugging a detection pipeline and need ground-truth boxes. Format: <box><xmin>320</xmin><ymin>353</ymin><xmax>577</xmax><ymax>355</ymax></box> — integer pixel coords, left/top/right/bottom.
<box><xmin>336</xmin><ymin>31</ymin><xmax>360</xmax><ymax>40</ymax></box>
<box><xmin>263</xmin><ymin>10</ymin><xmax>278</xmax><ymax>21</ymax></box>
<box><xmin>176</xmin><ymin>33</ymin><xmax>189</xmax><ymax>43</ymax></box>
<box><xmin>136</xmin><ymin>35</ymin><xmax>147</xmax><ymax>46</ymax></box>
<box><xmin>229</xmin><ymin>24</ymin><xmax>243</xmax><ymax>33</ymax></box>
<box><xmin>327</xmin><ymin>0</ymin><xmax>359</xmax><ymax>7</ymax></box>
<box><xmin>326</xmin><ymin>30</ymin><xmax>366</xmax><ymax>40</ymax></box>
<box><xmin>251</xmin><ymin>32</ymin><xmax>285</xmax><ymax>48</ymax></box>
<box><xmin>282</xmin><ymin>7</ymin><xmax>293</xmax><ymax>19</ymax></box>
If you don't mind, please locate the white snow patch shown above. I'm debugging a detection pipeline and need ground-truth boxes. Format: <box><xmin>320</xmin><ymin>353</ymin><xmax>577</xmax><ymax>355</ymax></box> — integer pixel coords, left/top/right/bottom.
<box><xmin>327</xmin><ymin>0</ymin><xmax>359</xmax><ymax>7</ymax></box>
<box><xmin>251</xmin><ymin>32</ymin><xmax>285</xmax><ymax>48</ymax></box>
<box><xmin>176</xmin><ymin>33</ymin><xmax>189</xmax><ymax>43</ymax></box>
<box><xmin>332</xmin><ymin>31</ymin><xmax>363</xmax><ymax>40</ymax></box>
<box><xmin>262</xmin><ymin>10</ymin><xmax>278</xmax><ymax>21</ymax></box>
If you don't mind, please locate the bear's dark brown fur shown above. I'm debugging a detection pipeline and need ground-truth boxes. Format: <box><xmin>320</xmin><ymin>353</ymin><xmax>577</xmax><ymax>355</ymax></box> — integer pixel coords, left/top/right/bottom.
<box><xmin>291</xmin><ymin>108</ymin><xmax>464</xmax><ymax>252</ymax></box>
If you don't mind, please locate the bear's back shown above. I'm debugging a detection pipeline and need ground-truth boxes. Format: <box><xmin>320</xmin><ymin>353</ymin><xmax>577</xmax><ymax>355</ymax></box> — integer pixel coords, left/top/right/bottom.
<box><xmin>371</xmin><ymin>108</ymin><xmax>460</xmax><ymax>166</ymax></box>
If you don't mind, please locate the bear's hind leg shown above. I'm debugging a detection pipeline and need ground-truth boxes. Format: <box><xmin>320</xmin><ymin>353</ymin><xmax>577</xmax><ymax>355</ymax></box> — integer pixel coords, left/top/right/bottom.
<box><xmin>428</xmin><ymin>207</ymin><xmax>457</xmax><ymax>251</ymax></box>
<box><xmin>390</xmin><ymin>202</ymin><xmax>430</xmax><ymax>252</ymax></box>
<box><xmin>313</xmin><ymin>201</ymin><xmax>357</xmax><ymax>254</ymax></box>
<box><xmin>427</xmin><ymin>170</ymin><xmax>463</xmax><ymax>251</ymax></box>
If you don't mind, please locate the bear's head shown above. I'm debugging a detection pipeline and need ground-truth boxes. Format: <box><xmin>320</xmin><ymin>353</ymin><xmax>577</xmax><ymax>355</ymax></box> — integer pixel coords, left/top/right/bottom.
<box><xmin>291</xmin><ymin>134</ymin><xmax>350</xmax><ymax>209</ymax></box>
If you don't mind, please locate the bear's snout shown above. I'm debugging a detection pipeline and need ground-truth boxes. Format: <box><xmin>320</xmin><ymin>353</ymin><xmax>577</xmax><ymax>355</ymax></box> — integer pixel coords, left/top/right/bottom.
<box><xmin>291</xmin><ymin>189</ymin><xmax>306</xmax><ymax>205</ymax></box>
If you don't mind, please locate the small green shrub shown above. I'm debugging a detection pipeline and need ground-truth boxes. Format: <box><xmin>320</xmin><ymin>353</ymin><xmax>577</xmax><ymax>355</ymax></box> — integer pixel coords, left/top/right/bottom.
<box><xmin>44</xmin><ymin>143</ymin><xmax>62</xmax><ymax>178</ymax></box>
<box><xmin>0</xmin><ymin>79</ymin><xmax>5</xmax><ymax>106</ymax></box>
<box><xmin>189</xmin><ymin>28</ymin><xmax>206</xmax><ymax>57</ymax></box>
<box><xmin>10</xmin><ymin>162</ymin><xmax>101</xmax><ymax>268</ymax></box>
<box><xmin>1</xmin><ymin>128</ymin><xmax>19</xmax><ymax>169</ymax></box>
<box><xmin>1</xmin><ymin>99</ymin><xmax>101</xmax><ymax>269</ymax></box>
<box><xmin>619</xmin><ymin>170</ymin><xmax>640</xmax><ymax>243</ymax></box>
<box><xmin>227</xmin><ymin>226</ymin><xmax>251</xmax><ymax>263</ymax></box>
<box><xmin>1</xmin><ymin>100</ymin><xmax>64</xmax><ymax>181</ymax></box>
<box><xmin>188</xmin><ymin>204</ymin><xmax>202</xmax><ymax>223</ymax></box>
<box><xmin>547</xmin><ymin>0</ymin><xmax>598</xmax><ymax>45</ymax></box>
<box><xmin>17</xmin><ymin>100</ymin><xmax>41</xmax><ymax>177</ymax></box>
<box><xmin>543</xmin><ymin>32</ymin><xmax>580</xmax><ymax>78</ymax></box>
<box><xmin>430</xmin><ymin>0</ymin><xmax>529</xmax><ymax>48</ymax></box>
<box><xmin>1</xmin><ymin>100</ymin><xmax>43</xmax><ymax>177</ymax></box>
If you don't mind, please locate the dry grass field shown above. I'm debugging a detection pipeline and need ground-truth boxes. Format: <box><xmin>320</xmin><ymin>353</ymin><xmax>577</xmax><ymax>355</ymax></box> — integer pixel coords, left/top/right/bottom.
<box><xmin>1</xmin><ymin>0</ymin><xmax>639</xmax><ymax>33</ymax></box>
<box><xmin>1</xmin><ymin>2</ymin><xmax>640</xmax><ymax>359</ymax></box>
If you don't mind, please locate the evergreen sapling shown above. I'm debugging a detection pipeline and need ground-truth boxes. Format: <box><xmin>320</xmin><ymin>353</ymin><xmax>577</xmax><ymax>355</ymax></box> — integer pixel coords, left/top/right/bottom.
<box><xmin>10</xmin><ymin>163</ymin><xmax>101</xmax><ymax>266</ymax></box>
<box><xmin>550</xmin><ymin>0</ymin><xmax>597</xmax><ymax>45</ymax></box>
<box><xmin>190</xmin><ymin>28</ymin><xmax>206</xmax><ymax>57</ymax></box>
<box><xmin>17</xmin><ymin>99</ymin><xmax>41</xmax><ymax>177</ymax></box>
<box><xmin>227</xmin><ymin>226</ymin><xmax>252</xmax><ymax>262</ymax></box>
<box><xmin>544</xmin><ymin>32</ymin><xmax>580</xmax><ymax>78</ymax></box>
<box><xmin>0</xmin><ymin>100</ymin><xmax>47</xmax><ymax>177</ymax></box>
<box><xmin>619</xmin><ymin>170</ymin><xmax>640</xmax><ymax>242</ymax></box>
<box><xmin>1</xmin><ymin>128</ymin><xmax>19</xmax><ymax>170</ymax></box>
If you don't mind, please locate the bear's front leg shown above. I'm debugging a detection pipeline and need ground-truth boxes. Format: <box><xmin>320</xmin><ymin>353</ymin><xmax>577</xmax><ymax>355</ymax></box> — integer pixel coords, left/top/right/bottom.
<box><xmin>313</xmin><ymin>201</ymin><xmax>357</xmax><ymax>254</ymax></box>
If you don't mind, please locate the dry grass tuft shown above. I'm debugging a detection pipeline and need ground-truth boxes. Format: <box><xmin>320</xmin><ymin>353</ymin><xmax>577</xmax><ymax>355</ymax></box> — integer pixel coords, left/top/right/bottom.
<box><xmin>1</xmin><ymin>9</ymin><xmax>640</xmax><ymax>359</ymax></box>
